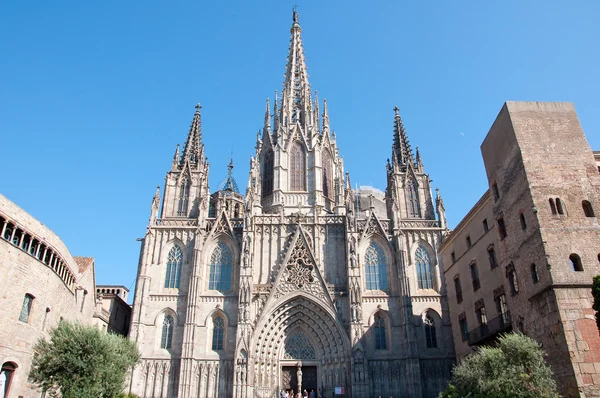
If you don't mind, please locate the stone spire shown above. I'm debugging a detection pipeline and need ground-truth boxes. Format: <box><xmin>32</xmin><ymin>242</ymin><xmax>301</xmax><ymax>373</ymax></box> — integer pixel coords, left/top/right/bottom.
<box><xmin>392</xmin><ymin>106</ymin><xmax>415</xmax><ymax>170</ymax></box>
<box><xmin>279</xmin><ymin>8</ymin><xmax>312</xmax><ymax>127</ymax></box>
<box><xmin>180</xmin><ymin>104</ymin><xmax>204</xmax><ymax>169</ymax></box>
<box><xmin>322</xmin><ymin>98</ymin><xmax>330</xmax><ymax>134</ymax></box>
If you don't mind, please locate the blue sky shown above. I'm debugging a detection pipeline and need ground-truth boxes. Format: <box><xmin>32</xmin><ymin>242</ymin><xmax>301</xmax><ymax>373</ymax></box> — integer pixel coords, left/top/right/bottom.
<box><xmin>1</xmin><ymin>1</ymin><xmax>599</xmax><ymax>295</ymax></box>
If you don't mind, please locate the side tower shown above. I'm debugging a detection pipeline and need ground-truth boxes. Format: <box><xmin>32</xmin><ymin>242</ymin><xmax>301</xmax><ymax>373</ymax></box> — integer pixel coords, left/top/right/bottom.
<box><xmin>129</xmin><ymin>106</ymin><xmax>241</xmax><ymax>398</ymax></box>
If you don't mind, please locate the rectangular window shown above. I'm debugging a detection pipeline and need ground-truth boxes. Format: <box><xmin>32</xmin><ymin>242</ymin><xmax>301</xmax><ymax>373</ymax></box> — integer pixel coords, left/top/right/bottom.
<box><xmin>488</xmin><ymin>247</ymin><xmax>497</xmax><ymax>269</ymax></box>
<box><xmin>19</xmin><ymin>294</ymin><xmax>34</xmax><ymax>323</ymax></box>
<box><xmin>497</xmin><ymin>217</ymin><xmax>507</xmax><ymax>240</ymax></box>
<box><xmin>483</xmin><ymin>219</ymin><xmax>489</xmax><ymax>232</ymax></box>
<box><xmin>466</xmin><ymin>236</ymin><xmax>472</xmax><ymax>248</ymax></box>
<box><xmin>451</xmin><ymin>251</ymin><xmax>456</xmax><ymax>264</ymax></box>
<box><xmin>470</xmin><ymin>263</ymin><xmax>480</xmax><ymax>291</ymax></box>
<box><xmin>454</xmin><ymin>277</ymin><xmax>463</xmax><ymax>304</ymax></box>
<box><xmin>492</xmin><ymin>183</ymin><xmax>499</xmax><ymax>201</ymax></box>
<box><xmin>459</xmin><ymin>315</ymin><xmax>468</xmax><ymax>341</ymax></box>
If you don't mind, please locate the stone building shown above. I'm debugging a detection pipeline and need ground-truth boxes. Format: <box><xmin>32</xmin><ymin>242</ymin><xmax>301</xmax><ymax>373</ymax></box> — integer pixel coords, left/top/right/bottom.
<box><xmin>0</xmin><ymin>194</ymin><xmax>97</xmax><ymax>398</ymax></box>
<box><xmin>439</xmin><ymin>101</ymin><xmax>600</xmax><ymax>397</ymax></box>
<box><xmin>94</xmin><ymin>285</ymin><xmax>132</xmax><ymax>336</ymax></box>
<box><xmin>128</xmin><ymin>10</ymin><xmax>454</xmax><ymax>398</ymax></box>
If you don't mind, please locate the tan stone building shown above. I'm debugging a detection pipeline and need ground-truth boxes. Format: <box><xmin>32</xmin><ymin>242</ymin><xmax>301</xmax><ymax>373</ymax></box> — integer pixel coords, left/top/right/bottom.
<box><xmin>128</xmin><ymin>10</ymin><xmax>455</xmax><ymax>398</ymax></box>
<box><xmin>0</xmin><ymin>194</ymin><xmax>97</xmax><ymax>398</ymax></box>
<box><xmin>94</xmin><ymin>285</ymin><xmax>132</xmax><ymax>336</ymax></box>
<box><xmin>439</xmin><ymin>101</ymin><xmax>600</xmax><ymax>397</ymax></box>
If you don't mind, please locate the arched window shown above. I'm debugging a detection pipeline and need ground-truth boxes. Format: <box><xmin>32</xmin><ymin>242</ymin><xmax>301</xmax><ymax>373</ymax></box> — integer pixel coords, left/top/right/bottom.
<box><xmin>507</xmin><ymin>263</ymin><xmax>519</xmax><ymax>295</ymax></box>
<box><xmin>424</xmin><ymin>313</ymin><xmax>437</xmax><ymax>348</ymax></box>
<box><xmin>290</xmin><ymin>142</ymin><xmax>306</xmax><ymax>191</ymax></box>
<box><xmin>322</xmin><ymin>151</ymin><xmax>333</xmax><ymax>200</ymax></box>
<box><xmin>365</xmin><ymin>242</ymin><xmax>388</xmax><ymax>290</ymax></box>
<box><xmin>19</xmin><ymin>293</ymin><xmax>34</xmax><ymax>323</ymax></box>
<box><xmin>262</xmin><ymin>150</ymin><xmax>274</xmax><ymax>198</ymax></box>
<box><xmin>416</xmin><ymin>245</ymin><xmax>434</xmax><ymax>289</ymax></box>
<box><xmin>1</xmin><ymin>362</ymin><xmax>17</xmax><ymax>398</ymax></box>
<box><xmin>177</xmin><ymin>178</ymin><xmax>190</xmax><ymax>216</ymax></box>
<box><xmin>570</xmin><ymin>254</ymin><xmax>583</xmax><ymax>272</ymax></box>
<box><xmin>583</xmin><ymin>200</ymin><xmax>595</xmax><ymax>217</ymax></box>
<box><xmin>531</xmin><ymin>263</ymin><xmax>539</xmax><ymax>284</ymax></box>
<box><xmin>374</xmin><ymin>314</ymin><xmax>387</xmax><ymax>350</ymax></box>
<box><xmin>549</xmin><ymin>198</ymin><xmax>557</xmax><ymax>215</ymax></box>
<box><xmin>164</xmin><ymin>246</ymin><xmax>183</xmax><ymax>289</ymax></box>
<box><xmin>161</xmin><ymin>315</ymin><xmax>174</xmax><ymax>349</ymax></box>
<box><xmin>212</xmin><ymin>316</ymin><xmax>225</xmax><ymax>350</ymax></box>
<box><xmin>407</xmin><ymin>179</ymin><xmax>420</xmax><ymax>218</ymax></box>
<box><xmin>209</xmin><ymin>242</ymin><xmax>232</xmax><ymax>291</ymax></box>
<box><xmin>556</xmin><ymin>198</ymin><xmax>565</xmax><ymax>215</ymax></box>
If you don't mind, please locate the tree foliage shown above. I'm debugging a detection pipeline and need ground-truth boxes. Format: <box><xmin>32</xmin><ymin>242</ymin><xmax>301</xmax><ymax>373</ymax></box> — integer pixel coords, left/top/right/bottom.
<box><xmin>592</xmin><ymin>275</ymin><xmax>600</xmax><ymax>332</ymax></box>
<box><xmin>29</xmin><ymin>321</ymin><xmax>140</xmax><ymax>398</ymax></box>
<box><xmin>439</xmin><ymin>333</ymin><xmax>559</xmax><ymax>398</ymax></box>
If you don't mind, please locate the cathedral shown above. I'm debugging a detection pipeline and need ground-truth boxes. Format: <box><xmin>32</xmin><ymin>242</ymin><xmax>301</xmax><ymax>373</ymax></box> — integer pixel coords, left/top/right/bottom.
<box><xmin>129</xmin><ymin>10</ymin><xmax>455</xmax><ymax>398</ymax></box>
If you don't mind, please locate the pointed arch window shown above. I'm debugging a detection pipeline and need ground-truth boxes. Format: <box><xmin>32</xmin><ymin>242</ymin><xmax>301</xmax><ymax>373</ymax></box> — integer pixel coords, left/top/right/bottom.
<box><xmin>283</xmin><ymin>332</ymin><xmax>316</xmax><ymax>360</ymax></box>
<box><xmin>164</xmin><ymin>246</ymin><xmax>183</xmax><ymax>289</ymax></box>
<box><xmin>177</xmin><ymin>178</ymin><xmax>190</xmax><ymax>216</ymax></box>
<box><xmin>262</xmin><ymin>150</ymin><xmax>274</xmax><ymax>198</ymax></box>
<box><xmin>416</xmin><ymin>245</ymin><xmax>434</xmax><ymax>290</ymax></box>
<box><xmin>290</xmin><ymin>142</ymin><xmax>306</xmax><ymax>191</ymax></box>
<box><xmin>212</xmin><ymin>315</ymin><xmax>225</xmax><ymax>350</ymax></box>
<box><xmin>374</xmin><ymin>314</ymin><xmax>387</xmax><ymax>350</ymax></box>
<box><xmin>161</xmin><ymin>315</ymin><xmax>174</xmax><ymax>349</ymax></box>
<box><xmin>322</xmin><ymin>151</ymin><xmax>333</xmax><ymax>200</ymax></box>
<box><xmin>424</xmin><ymin>312</ymin><xmax>438</xmax><ymax>348</ymax></box>
<box><xmin>209</xmin><ymin>242</ymin><xmax>232</xmax><ymax>291</ymax></box>
<box><xmin>407</xmin><ymin>179</ymin><xmax>420</xmax><ymax>218</ymax></box>
<box><xmin>365</xmin><ymin>242</ymin><xmax>388</xmax><ymax>291</ymax></box>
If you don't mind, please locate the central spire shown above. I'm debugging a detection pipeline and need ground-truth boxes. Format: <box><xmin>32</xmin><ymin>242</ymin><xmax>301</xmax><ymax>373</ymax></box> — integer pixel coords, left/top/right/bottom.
<box><xmin>279</xmin><ymin>8</ymin><xmax>312</xmax><ymax>127</ymax></box>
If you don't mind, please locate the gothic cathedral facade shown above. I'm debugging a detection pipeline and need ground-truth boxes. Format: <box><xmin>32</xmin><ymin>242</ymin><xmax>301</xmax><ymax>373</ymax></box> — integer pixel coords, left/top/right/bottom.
<box><xmin>129</xmin><ymin>11</ymin><xmax>455</xmax><ymax>398</ymax></box>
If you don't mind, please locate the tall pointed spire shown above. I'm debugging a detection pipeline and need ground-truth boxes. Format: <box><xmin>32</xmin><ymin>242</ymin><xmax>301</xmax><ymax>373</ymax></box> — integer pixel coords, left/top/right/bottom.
<box><xmin>392</xmin><ymin>106</ymin><xmax>415</xmax><ymax>169</ymax></box>
<box><xmin>322</xmin><ymin>98</ymin><xmax>330</xmax><ymax>133</ymax></box>
<box><xmin>280</xmin><ymin>7</ymin><xmax>312</xmax><ymax>127</ymax></box>
<box><xmin>180</xmin><ymin>103</ymin><xmax>204</xmax><ymax>169</ymax></box>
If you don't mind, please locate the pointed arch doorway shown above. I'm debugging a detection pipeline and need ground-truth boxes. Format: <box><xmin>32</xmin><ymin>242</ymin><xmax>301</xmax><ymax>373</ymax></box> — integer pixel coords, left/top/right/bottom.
<box><xmin>252</xmin><ymin>295</ymin><xmax>350</xmax><ymax>397</ymax></box>
<box><xmin>280</xmin><ymin>331</ymin><xmax>319</xmax><ymax>395</ymax></box>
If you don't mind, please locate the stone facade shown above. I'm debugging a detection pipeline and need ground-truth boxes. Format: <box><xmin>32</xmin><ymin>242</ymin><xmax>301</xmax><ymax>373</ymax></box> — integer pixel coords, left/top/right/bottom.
<box><xmin>439</xmin><ymin>101</ymin><xmax>600</xmax><ymax>397</ymax></box>
<box><xmin>128</xmin><ymin>10</ymin><xmax>455</xmax><ymax>398</ymax></box>
<box><xmin>94</xmin><ymin>285</ymin><xmax>132</xmax><ymax>336</ymax></box>
<box><xmin>0</xmin><ymin>194</ymin><xmax>97</xmax><ymax>398</ymax></box>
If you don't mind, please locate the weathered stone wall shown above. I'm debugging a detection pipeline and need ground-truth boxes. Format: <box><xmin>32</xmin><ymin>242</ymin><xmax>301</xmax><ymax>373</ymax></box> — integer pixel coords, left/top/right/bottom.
<box><xmin>0</xmin><ymin>194</ymin><xmax>96</xmax><ymax>398</ymax></box>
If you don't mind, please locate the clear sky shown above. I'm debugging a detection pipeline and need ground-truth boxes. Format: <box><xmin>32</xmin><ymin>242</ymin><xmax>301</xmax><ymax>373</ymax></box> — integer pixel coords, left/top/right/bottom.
<box><xmin>1</xmin><ymin>1</ymin><xmax>599</xmax><ymax>296</ymax></box>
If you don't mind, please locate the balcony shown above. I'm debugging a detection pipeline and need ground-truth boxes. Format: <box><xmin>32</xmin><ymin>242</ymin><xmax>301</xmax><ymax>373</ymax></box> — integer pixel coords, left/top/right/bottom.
<box><xmin>468</xmin><ymin>311</ymin><xmax>512</xmax><ymax>346</ymax></box>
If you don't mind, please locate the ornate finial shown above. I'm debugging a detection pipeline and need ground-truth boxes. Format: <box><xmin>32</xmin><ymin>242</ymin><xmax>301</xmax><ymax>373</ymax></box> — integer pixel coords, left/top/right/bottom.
<box><xmin>393</xmin><ymin>106</ymin><xmax>399</xmax><ymax>116</ymax></box>
<box><xmin>293</xmin><ymin>5</ymin><xmax>299</xmax><ymax>23</ymax></box>
<box><xmin>195</xmin><ymin>103</ymin><xmax>202</xmax><ymax>111</ymax></box>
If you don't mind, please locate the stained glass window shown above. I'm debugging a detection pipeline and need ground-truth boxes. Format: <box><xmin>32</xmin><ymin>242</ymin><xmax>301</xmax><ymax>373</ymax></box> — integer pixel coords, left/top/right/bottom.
<box><xmin>212</xmin><ymin>316</ymin><xmax>225</xmax><ymax>350</ymax></box>
<box><xmin>283</xmin><ymin>332</ymin><xmax>316</xmax><ymax>359</ymax></box>
<box><xmin>19</xmin><ymin>294</ymin><xmax>33</xmax><ymax>323</ymax></box>
<box><xmin>177</xmin><ymin>178</ymin><xmax>190</xmax><ymax>216</ymax></box>
<box><xmin>374</xmin><ymin>314</ymin><xmax>387</xmax><ymax>350</ymax></box>
<box><xmin>290</xmin><ymin>142</ymin><xmax>306</xmax><ymax>191</ymax></box>
<box><xmin>262</xmin><ymin>150</ymin><xmax>274</xmax><ymax>198</ymax></box>
<box><xmin>365</xmin><ymin>242</ymin><xmax>388</xmax><ymax>290</ymax></box>
<box><xmin>424</xmin><ymin>313</ymin><xmax>437</xmax><ymax>348</ymax></box>
<box><xmin>161</xmin><ymin>315</ymin><xmax>174</xmax><ymax>349</ymax></box>
<box><xmin>165</xmin><ymin>246</ymin><xmax>183</xmax><ymax>289</ymax></box>
<box><xmin>416</xmin><ymin>245</ymin><xmax>434</xmax><ymax>289</ymax></box>
<box><xmin>209</xmin><ymin>242</ymin><xmax>232</xmax><ymax>291</ymax></box>
<box><xmin>407</xmin><ymin>179</ymin><xmax>420</xmax><ymax>218</ymax></box>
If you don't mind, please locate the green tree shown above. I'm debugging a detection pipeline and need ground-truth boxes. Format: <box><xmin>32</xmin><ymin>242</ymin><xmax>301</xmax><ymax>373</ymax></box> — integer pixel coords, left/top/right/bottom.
<box><xmin>439</xmin><ymin>333</ymin><xmax>559</xmax><ymax>398</ymax></box>
<box><xmin>592</xmin><ymin>275</ymin><xmax>600</xmax><ymax>332</ymax></box>
<box><xmin>29</xmin><ymin>321</ymin><xmax>140</xmax><ymax>398</ymax></box>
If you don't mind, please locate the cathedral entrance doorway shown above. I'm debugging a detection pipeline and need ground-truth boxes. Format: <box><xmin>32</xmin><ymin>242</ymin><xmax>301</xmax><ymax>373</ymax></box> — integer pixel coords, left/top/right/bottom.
<box><xmin>281</xmin><ymin>365</ymin><xmax>318</xmax><ymax>395</ymax></box>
